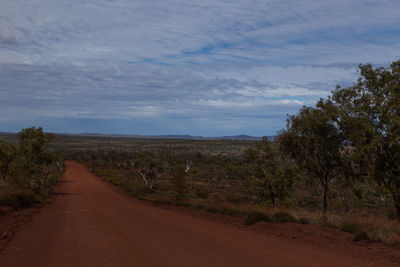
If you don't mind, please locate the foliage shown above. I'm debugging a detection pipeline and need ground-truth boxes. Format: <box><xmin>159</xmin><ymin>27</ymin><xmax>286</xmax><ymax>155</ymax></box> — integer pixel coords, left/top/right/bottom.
<box><xmin>0</xmin><ymin>127</ymin><xmax>64</xmax><ymax>208</ymax></box>
<box><xmin>332</xmin><ymin>61</ymin><xmax>400</xmax><ymax>218</ymax></box>
<box><xmin>170</xmin><ymin>166</ymin><xmax>187</xmax><ymax>201</ymax></box>
<box><xmin>272</xmin><ymin>211</ymin><xmax>297</xmax><ymax>223</ymax></box>
<box><xmin>0</xmin><ymin>189</ymin><xmax>37</xmax><ymax>209</ymax></box>
<box><xmin>278</xmin><ymin>99</ymin><xmax>344</xmax><ymax>213</ymax></box>
<box><xmin>245</xmin><ymin>211</ymin><xmax>272</xmax><ymax>225</ymax></box>
<box><xmin>245</xmin><ymin>138</ymin><xmax>298</xmax><ymax>207</ymax></box>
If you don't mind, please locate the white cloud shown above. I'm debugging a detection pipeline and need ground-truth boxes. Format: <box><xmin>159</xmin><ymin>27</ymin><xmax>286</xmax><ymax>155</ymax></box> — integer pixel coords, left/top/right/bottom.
<box><xmin>0</xmin><ymin>0</ymin><xmax>399</xmax><ymax>135</ymax></box>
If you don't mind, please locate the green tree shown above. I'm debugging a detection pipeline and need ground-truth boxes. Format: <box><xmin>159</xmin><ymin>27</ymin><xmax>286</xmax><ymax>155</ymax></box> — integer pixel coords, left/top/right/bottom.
<box><xmin>246</xmin><ymin>138</ymin><xmax>297</xmax><ymax>207</ymax></box>
<box><xmin>332</xmin><ymin>60</ymin><xmax>400</xmax><ymax>217</ymax></box>
<box><xmin>13</xmin><ymin>127</ymin><xmax>55</xmax><ymax>189</ymax></box>
<box><xmin>278</xmin><ymin>99</ymin><xmax>343</xmax><ymax>213</ymax></box>
<box><xmin>0</xmin><ymin>140</ymin><xmax>14</xmax><ymax>184</ymax></box>
<box><xmin>171</xmin><ymin>166</ymin><xmax>187</xmax><ymax>201</ymax></box>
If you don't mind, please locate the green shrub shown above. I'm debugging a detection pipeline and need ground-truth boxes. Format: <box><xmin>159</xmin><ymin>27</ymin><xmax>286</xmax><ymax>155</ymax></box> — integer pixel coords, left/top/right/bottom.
<box><xmin>174</xmin><ymin>202</ymin><xmax>190</xmax><ymax>207</ymax></box>
<box><xmin>191</xmin><ymin>204</ymin><xmax>204</xmax><ymax>210</ymax></box>
<box><xmin>273</xmin><ymin>211</ymin><xmax>297</xmax><ymax>223</ymax></box>
<box><xmin>0</xmin><ymin>190</ymin><xmax>36</xmax><ymax>209</ymax></box>
<box><xmin>195</xmin><ymin>187</ymin><xmax>209</xmax><ymax>199</ymax></box>
<box><xmin>225</xmin><ymin>193</ymin><xmax>247</xmax><ymax>205</ymax></box>
<box><xmin>135</xmin><ymin>184</ymin><xmax>155</xmax><ymax>195</ymax></box>
<box><xmin>340</xmin><ymin>223</ymin><xmax>360</xmax><ymax>234</ymax></box>
<box><xmin>353</xmin><ymin>231</ymin><xmax>369</xmax><ymax>242</ymax></box>
<box><xmin>245</xmin><ymin>211</ymin><xmax>272</xmax><ymax>225</ymax></box>
<box><xmin>152</xmin><ymin>198</ymin><xmax>172</xmax><ymax>206</ymax></box>
<box><xmin>205</xmin><ymin>207</ymin><xmax>218</xmax><ymax>214</ymax></box>
<box><xmin>219</xmin><ymin>207</ymin><xmax>244</xmax><ymax>217</ymax></box>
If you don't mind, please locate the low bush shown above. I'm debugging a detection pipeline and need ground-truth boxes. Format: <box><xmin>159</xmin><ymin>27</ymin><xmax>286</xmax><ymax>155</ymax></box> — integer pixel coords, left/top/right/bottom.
<box><xmin>340</xmin><ymin>223</ymin><xmax>360</xmax><ymax>234</ymax></box>
<box><xmin>219</xmin><ymin>207</ymin><xmax>244</xmax><ymax>218</ymax></box>
<box><xmin>195</xmin><ymin>187</ymin><xmax>209</xmax><ymax>199</ymax></box>
<box><xmin>245</xmin><ymin>211</ymin><xmax>272</xmax><ymax>225</ymax></box>
<box><xmin>273</xmin><ymin>211</ymin><xmax>297</xmax><ymax>223</ymax></box>
<box><xmin>191</xmin><ymin>204</ymin><xmax>204</xmax><ymax>210</ymax></box>
<box><xmin>353</xmin><ymin>231</ymin><xmax>369</xmax><ymax>242</ymax></box>
<box><xmin>205</xmin><ymin>207</ymin><xmax>218</xmax><ymax>214</ymax></box>
<box><xmin>152</xmin><ymin>198</ymin><xmax>172</xmax><ymax>206</ymax></box>
<box><xmin>0</xmin><ymin>189</ymin><xmax>37</xmax><ymax>209</ymax></box>
<box><xmin>225</xmin><ymin>194</ymin><xmax>248</xmax><ymax>205</ymax></box>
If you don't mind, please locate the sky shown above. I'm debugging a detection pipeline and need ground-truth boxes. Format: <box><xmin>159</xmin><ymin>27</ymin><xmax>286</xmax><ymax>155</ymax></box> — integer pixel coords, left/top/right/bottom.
<box><xmin>1</xmin><ymin>0</ymin><xmax>399</xmax><ymax>136</ymax></box>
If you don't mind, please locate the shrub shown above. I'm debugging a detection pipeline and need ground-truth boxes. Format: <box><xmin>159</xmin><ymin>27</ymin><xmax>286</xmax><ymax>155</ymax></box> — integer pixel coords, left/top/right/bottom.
<box><xmin>245</xmin><ymin>211</ymin><xmax>272</xmax><ymax>225</ymax></box>
<box><xmin>340</xmin><ymin>223</ymin><xmax>360</xmax><ymax>234</ymax></box>
<box><xmin>353</xmin><ymin>231</ymin><xmax>369</xmax><ymax>242</ymax></box>
<box><xmin>152</xmin><ymin>198</ymin><xmax>172</xmax><ymax>206</ymax></box>
<box><xmin>195</xmin><ymin>187</ymin><xmax>209</xmax><ymax>199</ymax></box>
<box><xmin>134</xmin><ymin>184</ymin><xmax>155</xmax><ymax>195</ymax></box>
<box><xmin>219</xmin><ymin>207</ymin><xmax>244</xmax><ymax>218</ymax></box>
<box><xmin>191</xmin><ymin>204</ymin><xmax>204</xmax><ymax>210</ymax></box>
<box><xmin>205</xmin><ymin>207</ymin><xmax>218</xmax><ymax>214</ymax></box>
<box><xmin>171</xmin><ymin>166</ymin><xmax>187</xmax><ymax>201</ymax></box>
<box><xmin>0</xmin><ymin>189</ymin><xmax>36</xmax><ymax>209</ymax></box>
<box><xmin>225</xmin><ymin>193</ymin><xmax>247</xmax><ymax>205</ymax></box>
<box><xmin>273</xmin><ymin>211</ymin><xmax>297</xmax><ymax>223</ymax></box>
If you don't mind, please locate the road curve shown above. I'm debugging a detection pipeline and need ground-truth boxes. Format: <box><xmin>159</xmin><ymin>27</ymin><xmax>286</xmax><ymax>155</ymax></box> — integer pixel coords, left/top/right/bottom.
<box><xmin>0</xmin><ymin>161</ymin><xmax>389</xmax><ymax>266</ymax></box>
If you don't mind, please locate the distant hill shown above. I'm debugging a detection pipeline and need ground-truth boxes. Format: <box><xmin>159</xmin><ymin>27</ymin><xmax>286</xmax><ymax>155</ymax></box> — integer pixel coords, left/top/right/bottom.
<box><xmin>0</xmin><ymin>132</ymin><xmax>274</xmax><ymax>141</ymax></box>
<box><xmin>58</xmin><ymin>133</ymin><xmax>268</xmax><ymax>141</ymax></box>
<box><xmin>0</xmin><ymin>132</ymin><xmax>271</xmax><ymax>141</ymax></box>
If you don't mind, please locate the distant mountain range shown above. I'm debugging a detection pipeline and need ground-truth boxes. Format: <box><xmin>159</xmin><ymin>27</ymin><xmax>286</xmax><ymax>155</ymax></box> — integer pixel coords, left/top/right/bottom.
<box><xmin>59</xmin><ymin>133</ymin><xmax>271</xmax><ymax>141</ymax></box>
<box><xmin>0</xmin><ymin>132</ymin><xmax>273</xmax><ymax>141</ymax></box>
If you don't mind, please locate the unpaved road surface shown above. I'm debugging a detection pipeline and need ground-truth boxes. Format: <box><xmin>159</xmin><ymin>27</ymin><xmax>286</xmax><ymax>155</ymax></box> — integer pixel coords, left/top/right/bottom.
<box><xmin>0</xmin><ymin>161</ymin><xmax>398</xmax><ymax>266</ymax></box>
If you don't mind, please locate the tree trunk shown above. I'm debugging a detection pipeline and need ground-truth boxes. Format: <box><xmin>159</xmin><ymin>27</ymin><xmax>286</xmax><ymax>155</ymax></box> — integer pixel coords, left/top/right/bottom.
<box><xmin>43</xmin><ymin>172</ymin><xmax>48</xmax><ymax>190</ymax></box>
<box><xmin>271</xmin><ymin>196</ymin><xmax>275</xmax><ymax>208</ymax></box>
<box><xmin>323</xmin><ymin>184</ymin><xmax>328</xmax><ymax>214</ymax></box>
<box><xmin>395</xmin><ymin>203</ymin><xmax>400</xmax><ymax>220</ymax></box>
<box><xmin>391</xmin><ymin>192</ymin><xmax>400</xmax><ymax>219</ymax></box>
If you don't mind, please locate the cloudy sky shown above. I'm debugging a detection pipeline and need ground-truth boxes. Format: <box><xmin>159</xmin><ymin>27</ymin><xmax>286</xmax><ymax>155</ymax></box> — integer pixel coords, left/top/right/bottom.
<box><xmin>1</xmin><ymin>0</ymin><xmax>399</xmax><ymax>136</ymax></box>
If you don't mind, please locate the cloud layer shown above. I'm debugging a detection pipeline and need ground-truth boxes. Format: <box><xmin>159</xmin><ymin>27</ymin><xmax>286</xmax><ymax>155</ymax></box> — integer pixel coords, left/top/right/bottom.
<box><xmin>1</xmin><ymin>0</ymin><xmax>399</xmax><ymax>136</ymax></box>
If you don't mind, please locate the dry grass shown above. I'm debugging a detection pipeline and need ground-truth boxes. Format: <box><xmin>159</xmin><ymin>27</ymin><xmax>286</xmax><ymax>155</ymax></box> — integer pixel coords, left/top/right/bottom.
<box><xmin>182</xmin><ymin>199</ymin><xmax>400</xmax><ymax>247</ymax></box>
<box><xmin>92</xmin><ymin>164</ymin><xmax>400</xmax><ymax>248</ymax></box>
<box><xmin>339</xmin><ymin>215</ymin><xmax>400</xmax><ymax>247</ymax></box>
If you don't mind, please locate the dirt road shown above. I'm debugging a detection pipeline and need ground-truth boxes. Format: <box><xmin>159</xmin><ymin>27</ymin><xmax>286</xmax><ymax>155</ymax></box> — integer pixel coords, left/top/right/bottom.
<box><xmin>0</xmin><ymin>161</ymin><xmax>397</xmax><ymax>266</ymax></box>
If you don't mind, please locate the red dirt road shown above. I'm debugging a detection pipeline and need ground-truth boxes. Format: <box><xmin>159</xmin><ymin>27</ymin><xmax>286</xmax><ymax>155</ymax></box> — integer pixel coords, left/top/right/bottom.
<box><xmin>0</xmin><ymin>161</ymin><xmax>397</xmax><ymax>266</ymax></box>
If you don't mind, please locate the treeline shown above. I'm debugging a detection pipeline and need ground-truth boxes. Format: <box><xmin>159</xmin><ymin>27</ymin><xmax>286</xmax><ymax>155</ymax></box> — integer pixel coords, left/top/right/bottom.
<box><xmin>73</xmin><ymin>60</ymin><xmax>400</xmax><ymax>219</ymax></box>
<box><xmin>0</xmin><ymin>127</ymin><xmax>65</xmax><ymax>208</ymax></box>
<box><xmin>278</xmin><ymin>60</ymin><xmax>400</xmax><ymax>217</ymax></box>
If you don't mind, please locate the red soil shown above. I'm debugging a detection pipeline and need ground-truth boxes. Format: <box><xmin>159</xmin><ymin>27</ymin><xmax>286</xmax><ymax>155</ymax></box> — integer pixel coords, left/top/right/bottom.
<box><xmin>0</xmin><ymin>161</ymin><xmax>399</xmax><ymax>266</ymax></box>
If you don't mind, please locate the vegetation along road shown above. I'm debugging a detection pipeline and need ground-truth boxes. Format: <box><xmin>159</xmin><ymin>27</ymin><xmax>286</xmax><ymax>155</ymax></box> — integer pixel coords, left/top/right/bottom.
<box><xmin>0</xmin><ymin>161</ymin><xmax>397</xmax><ymax>266</ymax></box>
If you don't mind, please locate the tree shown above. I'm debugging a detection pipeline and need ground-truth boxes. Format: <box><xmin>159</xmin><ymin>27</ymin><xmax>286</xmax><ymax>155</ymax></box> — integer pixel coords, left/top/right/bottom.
<box><xmin>171</xmin><ymin>166</ymin><xmax>187</xmax><ymax>201</ymax></box>
<box><xmin>332</xmin><ymin>60</ymin><xmax>400</xmax><ymax>217</ymax></box>
<box><xmin>278</xmin><ymin>99</ymin><xmax>343</xmax><ymax>213</ymax></box>
<box><xmin>0</xmin><ymin>140</ymin><xmax>14</xmax><ymax>184</ymax></box>
<box><xmin>246</xmin><ymin>138</ymin><xmax>297</xmax><ymax>207</ymax></box>
<box><xmin>12</xmin><ymin>127</ymin><xmax>55</xmax><ymax>189</ymax></box>
<box><xmin>134</xmin><ymin>153</ymin><xmax>158</xmax><ymax>190</ymax></box>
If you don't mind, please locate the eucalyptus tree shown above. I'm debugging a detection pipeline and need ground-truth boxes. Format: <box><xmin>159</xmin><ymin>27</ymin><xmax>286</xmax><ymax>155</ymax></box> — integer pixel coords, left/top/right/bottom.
<box><xmin>14</xmin><ymin>127</ymin><xmax>55</xmax><ymax>189</ymax></box>
<box><xmin>0</xmin><ymin>140</ymin><xmax>14</xmax><ymax>184</ymax></box>
<box><xmin>332</xmin><ymin>61</ymin><xmax>400</xmax><ymax>217</ymax></box>
<box><xmin>278</xmin><ymin>99</ymin><xmax>344</xmax><ymax>213</ymax></box>
<box><xmin>246</xmin><ymin>137</ymin><xmax>297</xmax><ymax>207</ymax></box>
